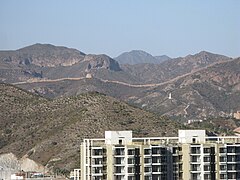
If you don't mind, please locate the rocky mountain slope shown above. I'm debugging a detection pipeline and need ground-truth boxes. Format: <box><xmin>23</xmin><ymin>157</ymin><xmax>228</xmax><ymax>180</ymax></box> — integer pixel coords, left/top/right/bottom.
<box><xmin>17</xmin><ymin>57</ymin><xmax>240</xmax><ymax>120</ymax></box>
<box><xmin>0</xmin><ymin>44</ymin><xmax>123</xmax><ymax>83</ymax></box>
<box><xmin>0</xmin><ymin>43</ymin><xmax>85</xmax><ymax>67</ymax></box>
<box><xmin>128</xmin><ymin>57</ymin><xmax>240</xmax><ymax>119</ymax></box>
<box><xmin>0</xmin><ymin>44</ymin><xmax>238</xmax><ymax>120</ymax></box>
<box><xmin>114</xmin><ymin>50</ymin><xmax>170</xmax><ymax>64</ymax></box>
<box><xmin>0</xmin><ymin>83</ymin><xmax>181</xmax><ymax>172</ymax></box>
<box><xmin>121</xmin><ymin>51</ymin><xmax>231</xmax><ymax>84</ymax></box>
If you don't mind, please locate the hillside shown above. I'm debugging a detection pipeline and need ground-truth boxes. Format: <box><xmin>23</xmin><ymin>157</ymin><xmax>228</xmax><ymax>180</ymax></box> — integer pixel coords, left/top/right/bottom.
<box><xmin>121</xmin><ymin>51</ymin><xmax>231</xmax><ymax>84</ymax></box>
<box><xmin>0</xmin><ymin>83</ymin><xmax>181</xmax><ymax>171</ymax></box>
<box><xmin>128</xmin><ymin>58</ymin><xmax>240</xmax><ymax>119</ymax></box>
<box><xmin>0</xmin><ymin>44</ymin><xmax>238</xmax><ymax>120</ymax></box>
<box><xmin>17</xmin><ymin>58</ymin><xmax>240</xmax><ymax>120</ymax></box>
<box><xmin>0</xmin><ymin>43</ymin><xmax>85</xmax><ymax>67</ymax></box>
<box><xmin>0</xmin><ymin>44</ymin><xmax>123</xmax><ymax>83</ymax></box>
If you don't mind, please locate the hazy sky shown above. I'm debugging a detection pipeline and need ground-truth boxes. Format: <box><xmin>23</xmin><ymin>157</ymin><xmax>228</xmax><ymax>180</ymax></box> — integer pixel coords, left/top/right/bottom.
<box><xmin>0</xmin><ymin>0</ymin><xmax>239</xmax><ymax>58</ymax></box>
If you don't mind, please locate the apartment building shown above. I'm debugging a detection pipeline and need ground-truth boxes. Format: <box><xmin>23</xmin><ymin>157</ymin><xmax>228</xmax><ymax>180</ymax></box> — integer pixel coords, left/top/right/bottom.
<box><xmin>80</xmin><ymin>130</ymin><xmax>240</xmax><ymax>180</ymax></box>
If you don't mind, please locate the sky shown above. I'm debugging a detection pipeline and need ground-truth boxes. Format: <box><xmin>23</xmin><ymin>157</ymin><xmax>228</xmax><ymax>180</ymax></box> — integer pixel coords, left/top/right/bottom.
<box><xmin>0</xmin><ymin>0</ymin><xmax>239</xmax><ymax>58</ymax></box>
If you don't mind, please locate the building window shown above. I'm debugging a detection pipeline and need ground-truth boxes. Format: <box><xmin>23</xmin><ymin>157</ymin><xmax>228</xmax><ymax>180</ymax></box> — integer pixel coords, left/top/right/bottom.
<box><xmin>128</xmin><ymin>167</ymin><xmax>135</xmax><ymax>173</ymax></box>
<box><xmin>227</xmin><ymin>147</ymin><xmax>235</xmax><ymax>153</ymax></box>
<box><xmin>144</xmin><ymin>149</ymin><xmax>151</xmax><ymax>155</ymax></box>
<box><xmin>204</xmin><ymin>148</ymin><xmax>210</xmax><ymax>154</ymax></box>
<box><xmin>191</xmin><ymin>173</ymin><xmax>200</xmax><ymax>179</ymax></box>
<box><xmin>220</xmin><ymin>174</ymin><xmax>227</xmax><ymax>179</ymax></box>
<box><xmin>220</xmin><ymin>156</ymin><xmax>227</xmax><ymax>162</ymax></box>
<box><xmin>152</xmin><ymin>147</ymin><xmax>160</xmax><ymax>154</ymax></box>
<box><xmin>128</xmin><ymin>176</ymin><xmax>135</xmax><ymax>180</ymax></box>
<box><xmin>191</xmin><ymin>147</ymin><xmax>201</xmax><ymax>154</ymax></box>
<box><xmin>203</xmin><ymin>156</ymin><xmax>210</xmax><ymax>162</ymax></box>
<box><xmin>115</xmin><ymin>148</ymin><xmax>125</xmax><ymax>155</ymax></box>
<box><xmin>144</xmin><ymin>158</ymin><xmax>151</xmax><ymax>164</ymax></box>
<box><xmin>144</xmin><ymin>167</ymin><xmax>151</xmax><ymax>172</ymax></box>
<box><xmin>152</xmin><ymin>157</ymin><xmax>161</xmax><ymax>163</ymax></box>
<box><xmin>128</xmin><ymin>149</ymin><xmax>135</xmax><ymax>155</ymax></box>
<box><xmin>191</xmin><ymin>155</ymin><xmax>200</xmax><ymax>162</ymax></box>
<box><xmin>204</xmin><ymin>174</ymin><xmax>211</xmax><ymax>180</ymax></box>
<box><xmin>128</xmin><ymin>158</ymin><xmax>134</xmax><ymax>164</ymax></box>
<box><xmin>93</xmin><ymin>149</ymin><xmax>103</xmax><ymax>156</ymax></box>
<box><xmin>144</xmin><ymin>176</ymin><xmax>152</xmax><ymax>180</ymax></box>
<box><xmin>204</xmin><ymin>165</ymin><xmax>210</xmax><ymax>171</ymax></box>
<box><xmin>220</xmin><ymin>165</ymin><xmax>226</xmax><ymax>171</ymax></box>
<box><xmin>115</xmin><ymin>157</ymin><xmax>124</xmax><ymax>164</ymax></box>
<box><xmin>219</xmin><ymin>148</ymin><xmax>226</xmax><ymax>153</ymax></box>
<box><xmin>191</xmin><ymin>164</ymin><xmax>200</xmax><ymax>171</ymax></box>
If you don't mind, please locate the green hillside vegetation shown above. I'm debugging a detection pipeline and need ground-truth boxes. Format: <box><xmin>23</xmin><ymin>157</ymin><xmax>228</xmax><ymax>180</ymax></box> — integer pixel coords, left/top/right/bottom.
<box><xmin>0</xmin><ymin>83</ymin><xmax>182</xmax><ymax>172</ymax></box>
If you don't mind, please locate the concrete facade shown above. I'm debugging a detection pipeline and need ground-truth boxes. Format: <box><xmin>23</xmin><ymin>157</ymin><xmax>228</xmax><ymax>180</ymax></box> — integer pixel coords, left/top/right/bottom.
<box><xmin>80</xmin><ymin>130</ymin><xmax>240</xmax><ymax>180</ymax></box>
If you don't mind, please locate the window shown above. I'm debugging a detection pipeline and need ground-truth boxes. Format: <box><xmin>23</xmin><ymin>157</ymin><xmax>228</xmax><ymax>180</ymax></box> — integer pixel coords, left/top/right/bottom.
<box><xmin>220</xmin><ymin>174</ymin><xmax>227</xmax><ymax>179</ymax></box>
<box><xmin>144</xmin><ymin>176</ymin><xmax>152</xmax><ymax>180</ymax></box>
<box><xmin>128</xmin><ymin>167</ymin><xmax>134</xmax><ymax>173</ymax></box>
<box><xmin>144</xmin><ymin>167</ymin><xmax>151</xmax><ymax>172</ymax></box>
<box><xmin>191</xmin><ymin>155</ymin><xmax>200</xmax><ymax>162</ymax></box>
<box><xmin>203</xmin><ymin>156</ymin><xmax>210</xmax><ymax>162</ymax></box>
<box><xmin>191</xmin><ymin>173</ymin><xmax>200</xmax><ymax>179</ymax></box>
<box><xmin>219</xmin><ymin>148</ymin><xmax>226</xmax><ymax>153</ymax></box>
<box><xmin>220</xmin><ymin>156</ymin><xmax>227</xmax><ymax>162</ymax></box>
<box><xmin>152</xmin><ymin>147</ymin><xmax>160</xmax><ymax>154</ymax></box>
<box><xmin>115</xmin><ymin>157</ymin><xmax>124</xmax><ymax>164</ymax></box>
<box><xmin>144</xmin><ymin>158</ymin><xmax>151</xmax><ymax>164</ymax></box>
<box><xmin>94</xmin><ymin>158</ymin><xmax>102</xmax><ymax>165</ymax></box>
<box><xmin>204</xmin><ymin>148</ymin><xmax>210</xmax><ymax>154</ymax></box>
<box><xmin>128</xmin><ymin>149</ymin><xmax>135</xmax><ymax>155</ymax></box>
<box><xmin>115</xmin><ymin>148</ymin><xmax>125</xmax><ymax>155</ymax></box>
<box><xmin>191</xmin><ymin>147</ymin><xmax>201</xmax><ymax>154</ymax></box>
<box><xmin>115</xmin><ymin>166</ymin><xmax>124</xmax><ymax>173</ymax></box>
<box><xmin>204</xmin><ymin>174</ymin><xmax>211</xmax><ymax>180</ymax></box>
<box><xmin>93</xmin><ymin>149</ymin><xmax>103</xmax><ymax>156</ymax></box>
<box><xmin>227</xmin><ymin>147</ymin><xmax>235</xmax><ymax>153</ymax></box>
<box><xmin>204</xmin><ymin>165</ymin><xmax>210</xmax><ymax>171</ymax></box>
<box><xmin>128</xmin><ymin>158</ymin><xmax>134</xmax><ymax>164</ymax></box>
<box><xmin>144</xmin><ymin>149</ymin><xmax>151</xmax><ymax>155</ymax></box>
<box><xmin>152</xmin><ymin>157</ymin><xmax>161</xmax><ymax>163</ymax></box>
<box><xmin>191</xmin><ymin>164</ymin><xmax>200</xmax><ymax>171</ymax></box>
<box><xmin>220</xmin><ymin>165</ymin><xmax>226</xmax><ymax>171</ymax></box>
<box><xmin>128</xmin><ymin>176</ymin><xmax>135</xmax><ymax>180</ymax></box>
<box><xmin>119</xmin><ymin>139</ymin><xmax>123</xmax><ymax>145</ymax></box>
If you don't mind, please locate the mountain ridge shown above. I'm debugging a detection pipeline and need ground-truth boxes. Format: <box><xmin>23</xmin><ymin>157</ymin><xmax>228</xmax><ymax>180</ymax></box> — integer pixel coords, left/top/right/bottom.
<box><xmin>115</xmin><ymin>50</ymin><xmax>170</xmax><ymax>64</ymax></box>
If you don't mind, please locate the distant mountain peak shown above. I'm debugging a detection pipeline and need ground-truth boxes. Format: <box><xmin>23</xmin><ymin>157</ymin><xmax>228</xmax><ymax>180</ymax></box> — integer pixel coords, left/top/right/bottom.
<box><xmin>84</xmin><ymin>54</ymin><xmax>122</xmax><ymax>71</ymax></box>
<box><xmin>0</xmin><ymin>43</ymin><xmax>85</xmax><ymax>67</ymax></box>
<box><xmin>115</xmin><ymin>50</ymin><xmax>170</xmax><ymax>65</ymax></box>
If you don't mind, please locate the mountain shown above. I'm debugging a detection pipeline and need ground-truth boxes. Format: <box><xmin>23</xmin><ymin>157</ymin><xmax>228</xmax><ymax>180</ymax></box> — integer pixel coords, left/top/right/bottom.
<box><xmin>126</xmin><ymin>57</ymin><xmax>240</xmax><ymax>119</ymax></box>
<box><xmin>121</xmin><ymin>51</ymin><xmax>231</xmax><ymax>84</ymax></box>
<box><xmin>115</xmin><ymin>50</ymin><xmax>170</xmax><ymax>64</ymax></box>
<box><xmin>16</xmin><ymin>57</ymin><xmax>240</xmax><ymax>120</ymax></box>
<box><xmin>0</xmin><ymin>43</ymin><xmax>85</xmax><ymax>67</ymax></box>
<box><xmin>0</xmin><ymin>83</ymin><xmax>181</xmax><ymax>172</ymax></box>
<box><xmin>0</xmin><ymin>44</ymin><xmax>123</xmax><ymax>83</ymax></box>
<box><xmin>154</xmin><ymin>55</ymin><xmax>171</xmax><ymax>62</ymax></box>
<box><xmin>0</xmin><ymin>44</ymin><xmax>237</xmax><ymax>120</ymax></box>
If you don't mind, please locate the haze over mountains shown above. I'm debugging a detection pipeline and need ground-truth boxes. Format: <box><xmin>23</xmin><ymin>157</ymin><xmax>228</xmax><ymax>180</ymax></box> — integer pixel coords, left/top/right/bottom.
<box><xmin>0</xmin><ymin>43</ymin><xmax>239</xmax><ymax>120</ymax></box>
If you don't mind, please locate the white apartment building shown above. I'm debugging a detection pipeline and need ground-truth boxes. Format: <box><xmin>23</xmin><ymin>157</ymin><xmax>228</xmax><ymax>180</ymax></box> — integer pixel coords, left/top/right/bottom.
<box><xmin>80</xmin><ymin>130</ymin><xmax>240</xmax><ymax>180</ymax></box>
